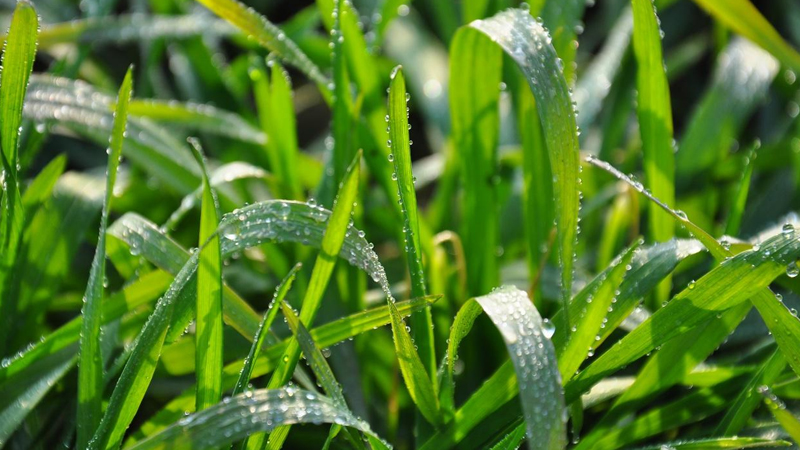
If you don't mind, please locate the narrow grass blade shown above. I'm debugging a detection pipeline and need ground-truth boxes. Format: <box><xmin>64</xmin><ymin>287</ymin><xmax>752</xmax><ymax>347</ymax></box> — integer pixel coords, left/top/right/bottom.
<box><xmin>21</xmin><ymin>153</ymin><xmax>66</xmax><ymax>213</ymax></box>
<box><xmin>127</xmin><ymin>99</ymin><xmax>265</xmax><ymax>145</ymax></box>
<box><xmin>469</xmin><ymin>8</ymin><xmax>581</xmax><ymax>329</ymax></box>
<box><xmin>37</xmin><ymin>14</ymin><xmax>236</xmax><ymax>47</ymax></box>
<box><xmin>440</xmin><ymin>299</ymin><xmax>484</xmax><ymax>416</ymax></box>
<box><xmin>126</xmin><ymin>388</ymin><xmax>389</xmax><ymax>450</ymax></box>
<box><xmin>194</xmin><ymin>0</ymin><xmax>329</xmax><ymax>91</ymax></box>
<box><xmin>692</xmin><ymin>0</ymin><xmax>800</xmax><ymax>72</ymax></box>
<box><xmin>489</xmin><ymin>422</ymin><xmax>526</xmax><ymax>450</ymax></box>
<box><xmin>556</xmin><ymin>241</ymin><xmax>641</xmax><ymax>381</ymax></box>
<box><xmin>676</xmin><ymin>39</ymin><xmax>777</xmax><ymax>177</ymax></box>
<box><xmin>77</xmin><ymin>67</ymin><xmax>133</xmax><ymax>450</ymax></box>
<box><xmin>0</xmin><ymin>346</ymin><xmax>76</xmax><ymax>446</ymax></box>
<box><xmin>634</xmin><ymin>437</ymin><xmax>791</xmax><ymax>449</ymax></box>
<box><xmin>125</xmin><ymin>296</ymin><xmax>438</xmax><ymax>445</ymax></box>
<box><xmin>330</xmin><ymin>0</ymin><xmax>355</xmax><ymax>190</ymax></box>
<box><xmin>566</xmin><ymin>229</ymin><xmax>800</xmax><ymax>402</ymax></box>
<box><xmin>0</xmin><ymin>0</ymin><xmax>38</xmax><ymax>355</ymax></box>
<box><xmin>761</xmin><ymin>387</ymin><xmax>800</xmax><ymax>444</ymax></box>
<box><xmin>232</xmin><ymin>264</ymin><xmax>301</xmax><ymax>398</ymax></box>
<box><xmin>388</xmin><ymin>66</ymin><xmax>435</xmax><ymax>379</ymax></box>
<box><xmin>725</xmin><ymin>143</ymin><xmax>759</xmax><ymax>236</ymax></box>
<box><xmin>631</xmin><ymin>0</ymin><xmax>675</xmax><ymax>309</ymax></box>
<box><xmin>189</xmin><ymin>139</ymin><xmax>224</xmax><ymax>412</ymax></box>
<box><xmin>449</xmin><ymin>21</ymin><xmax>501</xmax><ymax>296</ymax></box>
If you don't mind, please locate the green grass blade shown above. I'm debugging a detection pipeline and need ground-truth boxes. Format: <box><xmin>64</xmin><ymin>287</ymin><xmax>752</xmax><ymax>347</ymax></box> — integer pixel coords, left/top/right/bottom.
<box><xmin>633</xmin><ymin>437</ymin><xmax>791</xmax><ymax>449</ymax></box>
<box><xmin>388</xmin><ymin>66</ymin><xmax>436</xmax><ymax>380</ymax></box>
<box><xmin>692</xmin><ymin>0</ymin><xmax>800</xmax><ymax>72</ymax></box>
<box><xmin>440</xmin><ymin>299</ymin><xmax>484</xmax><ymax>416</ymax></box>
<box><xmin>0</xmin><ymin>0</ymin><xmax>38</xmax><ymax>356</ymax></box>
<box><xmin>189</xmin><ymin>139</ymin><xmax>224</xmax><ymax>412</ymax></box>
<box><xmin>631</xmin><ymin>0</ymin><xmax>675</xmax><ymax>309</ymax></box>
<box><xmin>540</xmin><ymin>0</ymin><xmax>587</xmax><ymax>83</ymax></box>
<box><xmin>449</xmin><ymin>22</ymin><xmax>501</xmax><ymax>296</ymax></box>
<box><xmin>232</xmin><ymin>264</ymin><xmax>301</xmax><ymax>398</ymax></box>
<box><xmin>20</xmin><ymin>153</ymin><xmax>66</xmax><ymax>213</ymax></box>
<box><xmin>761</xmin><ymin>387</ymin><xmax>800</xmax><ymax>444</ymax></box>
<box><xmin>126</xmin><ymin>388</ymin><xmax>389</xmax><ymax>450</ymax></box>
<box><xmin>194</xmin><ymin>0</ymin><xmax>329</xmax><ymax>92</ymax></box>
<box><xmin>265</xmin><ymin>61</ymin><xmax>302</xmax><ymax>201</ymax></box>
<box><xmin>489</xmin><ymin>422</ymin><xmax>526</xmax><ymax>450</ymax></box>
<box><xmin>330</xmin><ymin>0</ymin><xmax>354</xmax><ymax>190</ymax></box>
<box><xmin>469</xmin><ymin>8</ymin><xmax>581</xmax><ymax>328</ymax></box>
<box><xmin>125</xmin><ymin>296</ymin><xmax>438</xmax><ymax>445</ymax></box>
<box><xmin>555</xmin><ymin>241</ymin><xmax>641</xmax><ymax>381</ymax></box>
<box><xmin>77</xmin><ymin>67</ymin><xmax>133</xmax><ymax>450</ymax></box>
<box><xmin>724</xmin><ymin>143</ymin><xmax>758</xmax><ymax>237</ymax></box>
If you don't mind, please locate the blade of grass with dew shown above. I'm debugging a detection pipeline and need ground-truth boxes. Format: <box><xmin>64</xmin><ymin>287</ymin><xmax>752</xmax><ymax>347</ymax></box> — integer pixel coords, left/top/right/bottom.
<box><xmin>449</xmin><ymin>21</ymin><xmax>501</xmax><ymax>296</ymax></box>
<box><xmin>262</xmin><ymin>151</ymin><xmax>361</xmax><ymax>449</ymax></box>
<box><xmin>724</xmin><ymin>144</ymin><xmax>757</xmax><ymax>237</ymax></box>
<box><xmin>489</xmin><ymin>422</ymin><xmax>526</xmax><ymax>450</ymax></box>
<box><xmin>330</xmin><ymin>0</ymin><xmax>355</xmax><ymax>192</ymax></box>
<box><xmin>587</xmin><ymin>155</ymin><xmax>800</xmax><ymax>385</ymax></box>
<box><xmin>691</xmin><ymin>0</ymin><xmax>800</xmax><ymax>72</ymax></box>
<box><xmin>189</xmin><ymin>139</ymin><xmax>224</xmax><ymax>412</ymax></box>
<box><xmin>0</xmin><ymin>0</ymin><xmax>38</xmax><ymax>356</ymax></box>
<box><xmin>194</xmin><ymin>0</ymin><xmax>329</xmax><ymax>93</ymax></box>
<box><xmin>76</xmin><ymin>67</ymin><xmax>133</xmax><ymax>450</ymax></box>
<box><xmin>631</xmin><ymin>0</ymin><xmax>675</xmax><ymax>309</ymax></box>
<box><xmin>716</xmin><ymin>348</ymin><xmax>786</xmax><ymax>436</ymax></box>
<box><xmin>468</xmin><ymin>8</ymin><xmax>581</xmax><ymax>330</ymax></box>
<box><xmin>634</xmin><ymin>437</ymin><xmax>791</xmax><ymax>449</ymax></box>
<box><xmin>388</xmin><ymin>66</ymin><xmax>436</xmax><ymax>380</ymax></box>
<box><xmin>555</xmin><ymin>241</ymin><xmax>641</xmax><ymax>381</ymax></box>
<box><xmin>36</xmin><ymin>14</ymin><xmax>236</xmax><ymax>48</ymax></box>
<box><xmin>540</xmin><ymin>0</ymin><xmax>587</xmax><ymax>83</ymax></box>
<box><xmin>126</xmin><ymin>99</ymin><xmax>265</xmax><ymax>145</ymax></box>
<box><xmin>126</xmin><ymin>388</ymin><xmax>389</xmax><ymax>450</ymax></box>
<box><xmin>0</xmin><ymin>346</ymin><xmax>76</xmax><ymax>446</ymax></box>
<box><xmin>125</xmin><ymin>295</ymin><xmax>439</xmax><ymax>446</ymax></box>
<box><xmin>761</xmin><ymin>386</ymin><xmax>800</xmax><ymax>443</ymax></box>
<box><xmin>676</xmin><ymin>39</ymin><xmax>777</xmax><ymax>178</ymax></box>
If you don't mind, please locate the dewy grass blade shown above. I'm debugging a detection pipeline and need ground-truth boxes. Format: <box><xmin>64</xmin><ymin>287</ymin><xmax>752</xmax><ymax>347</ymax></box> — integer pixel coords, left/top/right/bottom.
<box><xmin>388</xmin><ymin>66</ymin><xmax>435</xmax><ymax>380</ymax></box>
<box><xmin>634</xmin><ymin>437</ymin><xmax>791</xmax><ymax>449</ymax></box>
<box><xmin>692</xmin><ymin>0</ymin><xmax>800</xmax><ymax>72</ymax></box>
<box><xmin>126</xmin><ymin>388</ymin><xmax>389</xmax><ymax>450</ymax></box>
<box><xmin>449</xmin><ymin>22</ymin><xmax>501</xmax><ymax>296</ymax></box>
<box><xmin>724</xmin><ymin>142</ymin><xmax>758</xmax><ymax>237</ymax></box>
<box><xmin>77</xmin><ymin>67</ymin><xmax>133</xmax><ymax>450</ymax></box>
<box><xmin>540</xmin><ymin>0</ymin><xmax>587</xmax><ymax>83</ymax></box>
<box><xmin>330</xmin><ymin>0</ymin><xmax>354</xmax><ymax>190</ymax></box>
<box><xmin>0</xmin><ymin>0</ymin><xmax>38</xmax><ymax>355</ymax></box>
<box><xmin>761</xmin><ymin>387</ymin><xmax>800</xmax><ymax>444</ymax></box>
<box><xmin>194</xmin><ymin>0</ymin><xmax>329</xmax><ymax>93</ymax></box>
<box><xmin>467</xmin><ymin>8</ymin><xmax>581</xmax><ymax>331</ymax></box>
<box><xmin>188</xmin><ymin>139</ymin><xmax>224</xmax><ymax>412</ymax></box>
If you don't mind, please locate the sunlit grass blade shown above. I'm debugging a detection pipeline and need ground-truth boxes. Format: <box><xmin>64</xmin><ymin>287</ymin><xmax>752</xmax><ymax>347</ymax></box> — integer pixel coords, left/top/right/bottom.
<box><xmin>540</xmin><ymin>0</ymin><xmax>587</xmax><ymax>83</ymax></box>
<box><xmin>330</xmin><ymin>0</ymin><xmax>355</xmax><ymax>191</ymax></box>
<box><xmin>0</xmin><ymin>0</ymin><xmax>38</xmax><ymax>356</ymax></box>
<box><xmin>631</xmin><ymin>0</ymin><xmax>675</xmax><ymax>308</ymax></box>
<box><xmin>194</xmin><ymin>0</ymin><xmax>329</xmax><ymax>91</ymax></box>
<box><xmin>489</xmin><ymin>422</ymin><xmax>526</xmax><ymax>450</ymax></box>
<box><xmin>388</xmin><ymin>66</ymin><xmax>435</xmax><ymax>379</ymax></box>
<box><xmin>37</xmin><ymin>14</ymin><xmax>236</xmax><ymax>48</ymax></box>
<box><xmin>634</xmin><ymin>437</ymin><xmax>791</xmax><ymax>449</ymax></box>
<box><xmin>126</xmin><ymin>388</ymin><xmax>389</xmax><ymax>450</ymax></box>
<box><xmin>761</xmin><ymin>386</ymin><xmax>800</xmax><ymax>444</ymax></box>
<box><xmin>676</xmin><ymin>40</ymin><xmax>777</xmax><ymax>178</ymax></box>
<box><xmin>555</xmin><ymin>240</ymin><xmax>641</xmax><ymax>381</ymax></box>
<box><xmin>125</xmin><ymin>295</ymin><xmax>439</xmax><ymax>445</ymax></box>
<box><xmin>449</xmin><ymin>21</ymin><xmax>501</xmax><ymax>296</ymax></box>
<box><xmin>692</xmin><ymin>0</ymin><xmax>800</xmax><ymax>72</ymax></box>
<box><xmin>77</xmin><ymin>67</ymin><xmax>133</xmax><ymax>450</ymax></box>
<box><xmin>188</xmin><ymin>139</ymin><xmax>224</xmax><ymax>412</ymax></box>
<box><xmin>468</xmin><ymin>8</ymin><xmax>581</xmax><ymax>329</ymax></box>
<box><xmin>232</xmin><ymin>264</ymin><xmax>301</xmax><ymax>398</ymax></box>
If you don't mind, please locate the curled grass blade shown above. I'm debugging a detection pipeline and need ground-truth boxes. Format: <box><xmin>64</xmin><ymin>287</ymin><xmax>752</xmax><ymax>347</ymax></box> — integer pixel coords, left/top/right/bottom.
<box><xmin>388</xmin><ymin>66</ymin><xmax>435</xmax><ymax>379</ymax></box>
<box><xmin>77</xmin><ymin>67</ymin><xmax>133</xmax><ymax>450</ymax></box>
<box><xmin>189</xmin><ymin>139</ymin><xmax>224</xmax><ymax>412</ymax></box>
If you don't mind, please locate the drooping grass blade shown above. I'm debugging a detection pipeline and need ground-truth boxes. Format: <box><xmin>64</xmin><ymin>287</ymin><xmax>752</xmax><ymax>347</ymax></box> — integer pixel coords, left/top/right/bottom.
<box><xmin>189</xmin><ymin>139</ymin><xmax>224</xmax><ymax>412</ymax></box>
<box><xmin>77</xmin><ymin>67</ymin><xmax>133</xmax><ymax>450</ymax></box>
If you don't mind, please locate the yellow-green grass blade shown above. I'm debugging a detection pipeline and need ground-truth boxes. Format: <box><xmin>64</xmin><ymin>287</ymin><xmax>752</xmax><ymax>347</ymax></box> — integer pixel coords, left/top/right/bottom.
<box><xmin>194</xmin><ymin>0</ymin><xmax>329</xmax><ymax>92</ymax></box>
<box><xmin>330</xmin><ymin>0</ymin><xmax>355</xmax><ymax>191</ymax></box>
<box><xmin>124</xmin><ymin>296</ymin><xmax>438</xmax><ymax>445</ymax></box>
<box><xmin>724</xmin><ymin>142</ymin><xmax>759</xmax><ymax>237</ymax></box>
<box><xmin>77</xmin><ymin>67</ymin><xmax>133</xmax><ymax>450</ymax></box>
<box><xmin>761</xmin><ymin>386</ymin><xmax>800</xmax><ymax>444</ymax></box>
<box><xmin>633</xmin><ymin>437</ymin><xmax>790</xmax><ymax>449</ymax></box>
<box><xmin>0</xmin><ymin>0</ymin><xmax>38</xmax><ymax>356</ymax></box>
<box><xmin>540</xmin><ymin>0</ymin><xmax>587</xmax><ymax>83</ymax></box>
<box><xmin>388</xmin><ymin>66</ymin><xmax>436</xmax><ymax>380</ymax></box>
<box><xmin>126</xmin><ymin>388</ymin><xmax>389</xmax><ymax>450</ymax></box>
<box><xmin>467</xmin><ymin>8</ymin><xmax>581</xmax><ymax>329</ymax></box>
<box><xmin>692</xmin><ymin>0</ymin><xmax>800</xmax><ymax>72</ymax></box>
<box><xmin>631</xmin><ymin>0</ymin><xmax>675</xmax><ymax>309</ymax></box>
<box><xmin>189</xmin><ymin>139</ymin><xmax>224</xmax><ymax>412</ymax></box>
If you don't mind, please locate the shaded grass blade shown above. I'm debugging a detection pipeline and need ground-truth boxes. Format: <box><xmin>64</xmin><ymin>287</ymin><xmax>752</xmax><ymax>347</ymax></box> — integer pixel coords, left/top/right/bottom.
<box><xmin>761</xmin><ymin>387</ymin><xmax>800</xmax><ymax>444</ymax></box>
<box><xmin>388</xmin><ymin>66</ymin><xmax>436</xmax><ymax>379</ymax></box>
<box><xmin>189</xmin><ymin>139</ymin><xmax>224</xmax><ymax>412</ymax></box>
<box><xmin>77</xmin><ymin>67</ymin><xmax>133</xmax><ymax>450</ymax></box>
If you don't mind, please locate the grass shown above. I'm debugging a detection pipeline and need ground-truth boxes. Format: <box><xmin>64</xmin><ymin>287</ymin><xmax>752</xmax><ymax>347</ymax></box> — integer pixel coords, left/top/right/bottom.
<box><xmin>5</xmin><ymin>0</ymin><xmax>800</xmax><ymax>449</ymax></box>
